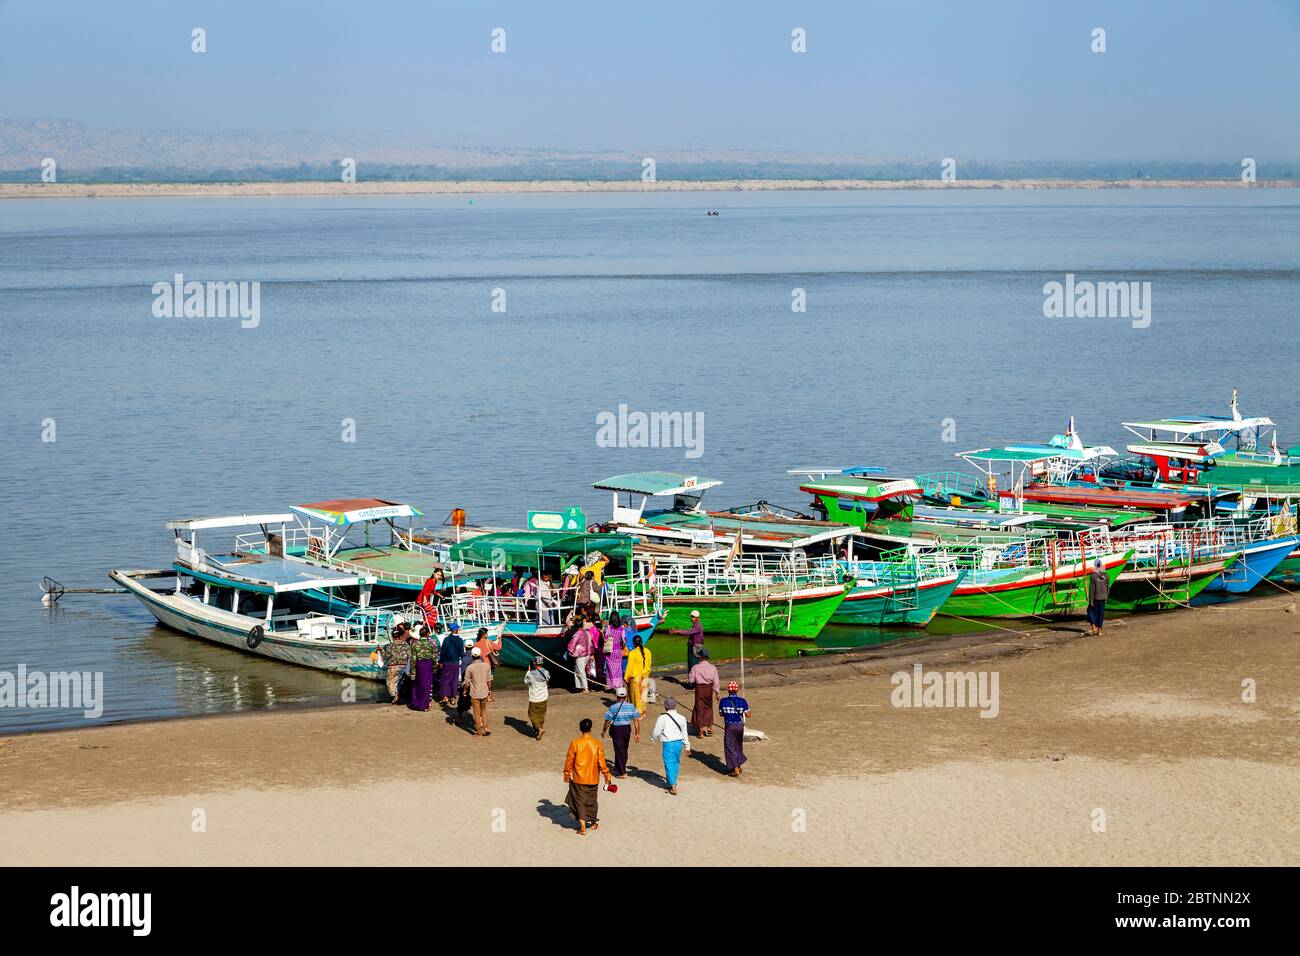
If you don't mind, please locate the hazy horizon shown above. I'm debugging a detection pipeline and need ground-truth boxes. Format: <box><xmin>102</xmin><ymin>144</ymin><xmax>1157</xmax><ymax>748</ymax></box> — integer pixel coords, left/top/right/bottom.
<box><xmin>2</xmin><ymin>0</ymin><xmax>1298</xmax><ymax>162</ymax></box>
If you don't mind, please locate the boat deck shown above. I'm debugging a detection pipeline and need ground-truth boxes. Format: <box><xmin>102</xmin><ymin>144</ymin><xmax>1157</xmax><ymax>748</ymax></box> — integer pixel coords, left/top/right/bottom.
<box><xmin>195</xmin><ymin>552</ymin><xmax>368</xmax><ymax>591</ymax></box>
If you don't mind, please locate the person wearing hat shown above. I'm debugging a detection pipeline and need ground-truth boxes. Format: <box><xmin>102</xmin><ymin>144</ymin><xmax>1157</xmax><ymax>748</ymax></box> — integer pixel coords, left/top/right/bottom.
<box><xmin>669</xmin><ymin>609</ymin><xmax>705</xmax><ymax>670</ymax></box>
<box><xmin>650</xmin><ymin>697</ymin><xmax>691</xmax><ymax>794</ymax></box>
<box><xmin>600</xmin><ymin>686</ymin><xmax>642</xmax><ymax>778</ymax></box>
<box><xmin>462</xmin><ymin>646</ymin><xmax>494</xmax><ymax>736</ymax></box>
<box><xmin>523</xmin><ymin>656</ymin><xmax>551</xmax><ymax>739</ymax></box>
<box><xmin>1086</xmin><ymin>558</ymin><xmax>1110</xmax><ymax>637</ymax></box>
<box><xmin>686</xmin><ymin>646</ymin><xmax>721</xmax><ymax>737</ymax></box>
<box><xmin>437</xmin><ymin>623</ymin><xmax>464</xmax><ymax>705</ymax></box>
<box><xmin>718</xmin><ymin>681</ymin><xmax>750</xmax><ymax>776</ymax></box>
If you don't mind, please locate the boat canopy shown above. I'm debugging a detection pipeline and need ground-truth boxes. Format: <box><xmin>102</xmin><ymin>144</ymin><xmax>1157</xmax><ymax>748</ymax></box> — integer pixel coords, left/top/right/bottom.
<box><xmin>187</xmin><ymin>552</ymin><xmax>378</xmax><ymax>595</ymax></box>
<box><xmin>449</xmin><ymin>531</ymin><xmax>637</xmax><ymax>567</ymax></box>
<box><xmin>797</xmin><ymin>475</ymin><xmax>922</xmax><ymax>502</ymax></box>
<box><xmin>1125</xmin><ymin>440</ymin><xmax>1225</xmax><ymax>463</ymax></box>
<box><xmin>960</xmin><ymin>442</ymin><xmax>1117</xmax><ymax>464</ymax></box>
<box><xmin>1122</xmin><ymin>415</ymin><xmax>1274</xmax><ymax>436</ymax></box>
<box><xmin>292</xmin><ymin>498</ymin><xmax>424</xmax><ymax>526</ymax></box>
<box><xmin>165</xmin><ymin>513</ymin><xmax>296</xmax><ymax>531</ymax></box>
<box><xmin>592</xmin><ymin>472</ymin><xmax>723</xmax><ymax>496</ymax></box>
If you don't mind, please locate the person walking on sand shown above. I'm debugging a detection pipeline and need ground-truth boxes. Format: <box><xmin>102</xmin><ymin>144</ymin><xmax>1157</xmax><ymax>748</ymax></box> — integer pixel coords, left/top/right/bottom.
<box><xmin>601</xmin><ymin>686</ymin><xmax>642</xmax><ymax>778</ymax></box>
<box><xmin>407</xmin><ymin>625</ymin><xmax>438</xmax><ymax>712</ymax></box>
<box><xmin>670</xmin><ymin>609</ymin><xmax>705</xmax><ymax>670</ymax></box>
<box><xmin>382</xmin><ymin>624</ymin><xmax>412</xmax><ymax>705</ymax></box>
<box><xmin>437</xmin><ymin>623</ymin><xmax>463</xmax><ymax>705</ymax></box>
<box><xmin>651</xmin><ymin>697</ymin><xmax>691</xmax><ymax>794</ymax></box>
<box><xmin>686</xmin><ymin>646</ymin><xmax>720</xmax><ymax>737</ymax></box>
<box><xmin>563</xmin><ymin>718</ymin><xmax>611</xmax><ymax>835</ymax></box>
<box><xmin>463</xmin><ymin>647</ymin><xmax>493</xmax><ymax>736</ymax></box>
<box><xmin>1086</xmin><ymin>558</ymin><xmax>1110</xmax><ymax>637</ymax></box>
<box><xmin>453</xmin><ymin>634</ymin><xmax>475</xmax><ymax>727</ymax></box>
<box><xmin>718</xmin><ymin>681</ymin><xmax>750</xmax><ymax>776</ymax></box>
<box><xmin>624</xmin><ymin>634</ymin><xmax>652</xmax><ymax>711</ymax></box>
<box><xmin>524</xmin><ymin>656</ymin><xmax>551</xmax><ymax>739</ymax></box>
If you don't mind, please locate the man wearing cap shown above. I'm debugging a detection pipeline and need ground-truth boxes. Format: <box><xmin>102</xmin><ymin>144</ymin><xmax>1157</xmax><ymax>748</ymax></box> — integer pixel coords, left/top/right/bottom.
<box><xmin>462</xmin><ymin>646</ymin><xmax>494</xmax><ymax>736</ymax></box>
<box><xmin>670</xmin><ymin>610</ymin><xmax>705</xmax><ymax>670</ymax></box>
<box><xmin>523</xmin><ymin>656</ymin><xmax>551</xmax><ymax>740</ymax></box>
<box><xmin>650</xmin><ymin>697</ymin><xmax>691</xmax><ymax>795</ymax></box>
<box><xmin>563</xmin><ymin>718</ymin><xmax>611</xmax><ymax>835</ymax></box>
<box><xmin>600</xmin><ymin>686</ymin><xmax>642</xmax><ymax>778</ymax></box>
<box><xmin>1086</xmin><ymin>558</ymin><xmax>1110</xmax><ymax>637</ymax></box>
<box><xmin>437</xmin><ymin>623</ymin><xmax>463</xmax><ymax>705</ymax></box>
<box><xmin>686</xmin><ymin>646</ymin><xmax>721</xmax><ymax>737</ymax></box>
<box><xmin>718</xmin><ymin>681</ymin><xmax>750</xmax><ymax>776</ymax></box>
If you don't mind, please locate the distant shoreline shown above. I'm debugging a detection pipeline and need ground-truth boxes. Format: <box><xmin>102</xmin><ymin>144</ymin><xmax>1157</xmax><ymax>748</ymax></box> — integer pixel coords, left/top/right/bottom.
<box><xmin>2</xmin><ymin>178</ymin><xmax>1296</xmax><ymax>200</ymax></box>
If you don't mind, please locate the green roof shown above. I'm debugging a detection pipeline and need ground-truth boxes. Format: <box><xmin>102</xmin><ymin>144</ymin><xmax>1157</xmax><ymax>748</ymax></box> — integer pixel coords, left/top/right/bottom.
<box><xmin>960</xmin><ymin>448</ymin><xmax>1060</xmax><ymax>462</ymax></box>
<box><xmin>449</xmin><ymin>531</ymin><xmax>636</xmax><ymax>568</ymax></box>
<box><xmin>592</xmin><ymin>472</ymin><xmax>723</xmax><ymax>496</ymax></box>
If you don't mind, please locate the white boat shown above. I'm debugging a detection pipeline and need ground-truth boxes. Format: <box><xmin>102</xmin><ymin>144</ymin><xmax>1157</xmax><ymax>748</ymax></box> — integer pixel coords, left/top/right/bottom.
<box><xmin>112</xmin><ymin>513</ymin><xmax>410</xmax><ymax>680</ymax></box>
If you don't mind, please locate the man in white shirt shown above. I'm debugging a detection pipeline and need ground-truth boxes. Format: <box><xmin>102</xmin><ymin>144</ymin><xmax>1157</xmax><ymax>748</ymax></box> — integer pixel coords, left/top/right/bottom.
<box><xmin>523</xmin><ymin>656</ymin><xmax>550</xmax><ymax>739</ymax></box>
<box><xmin>650</xmin><ymin>697</ymin><xmax>691</xmax><ymax>795</ymax></box>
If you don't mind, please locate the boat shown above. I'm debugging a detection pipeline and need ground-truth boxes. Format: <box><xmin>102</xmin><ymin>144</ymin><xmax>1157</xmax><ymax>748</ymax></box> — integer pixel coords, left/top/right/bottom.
<box><xmin>594</xmin><ymin>471</ymin><xmax>858</xmax><ymax>553</ymax></box>
<box><xmin>821</xmin><ymin>552</ymin><xmax>967</xmax><ymax>626</ymax></box>
<box><xmin>1105</xmin><ymin>526</ymin><xmax>1241</xmax><ymax>611</ymax></box>
<box><xmin>111</xmin><ymin>513</ymin><xmax>421</xmax><ymax>679</ymax></box>
<box><xmin>443</xmin><ymin>530</ymin><xmax>662</xmax><ymax>668</ymax></box>
<box><xmin>636</xmin><ymin>550</ymin><xmax>849</xmax><ymax>638</ymax></box>
<box><xmin>1195</xmin><ymin>516</ymin><xmax>1300</xmax><ymax>593</ymax></box>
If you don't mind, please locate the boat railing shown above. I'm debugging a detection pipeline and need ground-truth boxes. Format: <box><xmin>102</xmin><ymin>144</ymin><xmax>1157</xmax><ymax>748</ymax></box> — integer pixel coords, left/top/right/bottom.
<box><xmin>650</xmin><ymin>554</ymin><xmax>843</xmax><ymax>597</ymax></box>
<box><xmin>447</xmin><ymin>570</ymin><xmax>662</xmax><ymax>628</ymax></box>
<box><xmin>915</xmin><ymin>471</ymin><xmax>992</xmax><ymax>502</ymax></box>
<box><xmin>724</xmin><ymin>500</ymin><xmax>816</xmax><ymax>520</ymax></box>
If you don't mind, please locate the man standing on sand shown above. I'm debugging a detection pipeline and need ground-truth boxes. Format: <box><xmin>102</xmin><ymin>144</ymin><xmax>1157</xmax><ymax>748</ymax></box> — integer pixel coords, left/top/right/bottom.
<box><xmin>650</xmin><ymin>697</ymin><xmax>691</xmax><ymax>795</ymax></box>
<box><xmin>462</xmin><ymin>647</ymin><xmax>493</xmax><ymax>737</ymax></box>
<box><xmin>686</xmin><ymin>646</ymin><xmax>721</xmax><ymax>737</ymax></box>
<box><xmin>601</xmin><ymin>686</ymin><xmax>642</xmax><ymax>778</ymax></box>
<box><xmin>1086</xmin><ymin>558</ymin><xmax>1110</xmax><ymax>637</ymax></box>
<box><xmin>524</xmin><ymin>656</ymin><xmax>550</xmax><ymax>739</ymax></box>
<box><xmin>670</xmin><ymin>609</ymin><xmax>705</xmax><ymax>670</ymax></box>
<box><xmin>718</xmin><ymin>681</ymin><xmax>750</xmax><ymax>777</ymax></box>
<box><xmin>563</xmin><ymin>718</ymin><xmax>611</xmax><ymax>835</ymax></box>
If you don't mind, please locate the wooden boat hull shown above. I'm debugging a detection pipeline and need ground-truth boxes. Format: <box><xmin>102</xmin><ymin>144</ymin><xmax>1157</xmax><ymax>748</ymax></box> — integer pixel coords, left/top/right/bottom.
<box><xmin>1203</xmin><ymin>536</ymin><xmax>1300</xmax><ymax>593</ymax></box>
<box><xmin>940</xmin><ymin>551</ymin><xmax>1130</xmax><ymax>619</ymax></box>
<box><xmin>110</xmin><ymin>569</ymin><xmax>385</xmax><ymax>680</ymax></box>
<box><xmin>658</xmin><ymin>584</ymin><xmax>846</xmax><ymax>639</ymax></box>
<box><xmin>1107</xmin><ymin>554</ymin><xmax>1238</xmax><ymax>612</ymax></box>
<box><xmin>832</xmin><ymin>571</ymin><xmax>965</xmax><ymax>626</ymax></box>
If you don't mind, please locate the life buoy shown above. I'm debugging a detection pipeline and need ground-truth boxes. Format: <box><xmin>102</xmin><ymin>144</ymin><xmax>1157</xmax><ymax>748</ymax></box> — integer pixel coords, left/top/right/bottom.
<box><xmin>247</xmin><ymin>625</ymin><xmax>264</xmax><ymax>649</ymax></box>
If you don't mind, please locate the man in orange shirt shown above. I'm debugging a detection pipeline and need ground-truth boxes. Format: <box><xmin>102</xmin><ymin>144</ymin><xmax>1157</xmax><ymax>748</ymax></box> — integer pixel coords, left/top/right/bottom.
<box><xmin>562</xmin><ymin>718</ymin><xmax>612</xmax><ymax>835</ymax></box>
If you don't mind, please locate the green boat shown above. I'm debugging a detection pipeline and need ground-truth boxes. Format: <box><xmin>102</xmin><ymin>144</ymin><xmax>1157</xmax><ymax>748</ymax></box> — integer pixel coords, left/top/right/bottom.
<box><xmin>656</xmin><ymin>583</ymin><xmax>848</xmax><ymax>638</ymax></box>
<box><xmin>1107</xmin><ymin>551</ymin><xmax>1240</xmax><ymax>612</ymax></box>
<box><xmin>828</xmin><ymin>553</ymin><xmax>967</xmax><ymax>626</ymax></box>
<box><xmin>940</xmin><ymin>548</ymin><xmax>1131</xmax><ymax>619</ymax></box>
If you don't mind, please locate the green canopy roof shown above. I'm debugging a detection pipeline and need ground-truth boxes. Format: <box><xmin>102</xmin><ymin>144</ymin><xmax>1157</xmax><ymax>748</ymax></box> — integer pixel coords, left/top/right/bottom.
<box><xmin>449</xmin><ymin>531</ymin><xmax>636</xmax><ymax>568</ymax></box>
<box><xmin>593</xmin><ymin>472</ymin><xmax>723</xmax><ymax>496</ymax></box>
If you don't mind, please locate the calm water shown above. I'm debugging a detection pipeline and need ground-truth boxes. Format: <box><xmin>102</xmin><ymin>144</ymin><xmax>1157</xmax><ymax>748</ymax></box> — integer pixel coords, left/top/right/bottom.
<box><xmin>2</xmin><ymin>189</ymin><xmax>1297</xmax><ymax>733</ymax></box>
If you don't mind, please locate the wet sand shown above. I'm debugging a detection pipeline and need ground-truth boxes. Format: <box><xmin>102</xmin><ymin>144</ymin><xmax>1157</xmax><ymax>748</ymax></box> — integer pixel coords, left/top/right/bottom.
<box><xmin>2</xmin><ymin>179</ymin><xmax>1295</xmax><ymax>200</ymax></box>
<box><xmin>1</xmin><ymin>595</ymin><xmax>1296</xmax><ymax>866</ymax></box>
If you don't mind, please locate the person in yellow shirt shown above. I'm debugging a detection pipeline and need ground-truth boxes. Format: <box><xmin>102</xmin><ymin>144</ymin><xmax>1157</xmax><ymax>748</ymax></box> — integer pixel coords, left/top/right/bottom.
<box><xmin>563</xmin><ymin>718</ymin><xmax>612</xmax><ymax>835</ymax></box>
<box><xmin>623</xmin><ymin>634</ymin><xmax>652</xmax><ymax>711</ymax></box>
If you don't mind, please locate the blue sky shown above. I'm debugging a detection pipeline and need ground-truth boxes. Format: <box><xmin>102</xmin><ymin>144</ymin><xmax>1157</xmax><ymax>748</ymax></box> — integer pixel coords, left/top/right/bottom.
<box><xmin>1</xmin><ymin>0</ymin><xmax>1297</xmax><ymax>159</ymax></box>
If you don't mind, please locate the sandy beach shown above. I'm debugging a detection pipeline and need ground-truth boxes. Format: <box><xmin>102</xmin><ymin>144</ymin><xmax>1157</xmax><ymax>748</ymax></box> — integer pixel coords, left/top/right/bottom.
<box><xmin>2</xmin><ymin>594</ymin><xmax>1296</xmax><ymax>867</ymax></box>
<box><xmin>1</xmin><ymin>179</ymin><xmax>1295</xmax><ymax>200</ymax></box>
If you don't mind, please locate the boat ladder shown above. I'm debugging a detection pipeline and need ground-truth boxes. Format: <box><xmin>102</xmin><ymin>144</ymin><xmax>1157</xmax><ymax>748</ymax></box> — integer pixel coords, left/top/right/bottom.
<box><xmin>885</xmin><ymin>563</ymin><xmax>921</xmax><ymax>615</ymax></box>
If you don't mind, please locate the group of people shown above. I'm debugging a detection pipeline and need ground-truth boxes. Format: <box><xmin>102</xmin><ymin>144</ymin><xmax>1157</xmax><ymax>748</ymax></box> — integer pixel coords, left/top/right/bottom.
<box><xmin>380</xmin><ymin>619</ymin><xmax>503</xmax><ymax>736</ymax></box>
<box><xmin>562</xmin><ymin>675</ymin><xmax>751</xmax><ymax>834</ymax></box>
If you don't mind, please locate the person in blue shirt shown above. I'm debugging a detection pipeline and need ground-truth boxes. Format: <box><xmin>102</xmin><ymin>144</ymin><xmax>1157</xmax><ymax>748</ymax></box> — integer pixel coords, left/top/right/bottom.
<box><xmin>600</xmin><ymin>686</ymin><xmax>642</xmax><ymax>778</ymax></box>
<box><xmin>718</xmin><ymin>681</ymin><xmax>750</xmax><ymax>777</ymax></box>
